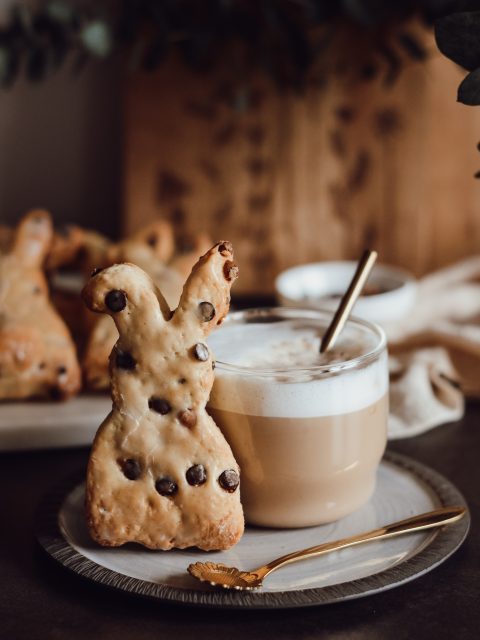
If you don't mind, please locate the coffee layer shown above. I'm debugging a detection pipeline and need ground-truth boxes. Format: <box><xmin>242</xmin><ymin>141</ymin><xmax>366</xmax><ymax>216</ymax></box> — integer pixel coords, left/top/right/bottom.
<box><xmin>209</xmin><ymin>394</ymin><xmax>388</xmax><ymax>527</ymax></box>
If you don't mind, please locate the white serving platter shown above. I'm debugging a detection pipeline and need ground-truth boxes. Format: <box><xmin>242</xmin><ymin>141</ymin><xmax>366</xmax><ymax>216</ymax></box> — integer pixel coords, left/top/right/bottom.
<box><xmin>0</xmin><ymin>395</ymin><xmax>111</xmax><ymax>451</ymax></box>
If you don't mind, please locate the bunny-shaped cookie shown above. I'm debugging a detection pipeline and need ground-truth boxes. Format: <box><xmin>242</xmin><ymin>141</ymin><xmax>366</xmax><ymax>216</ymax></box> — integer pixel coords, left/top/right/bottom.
<box><xmin>0</xmin><ymin>210</ymin><xmax>81</xmax><ymax>400</ymax></box>
<box><xmin>0</xmin><ymin>224</ymin><xmax>13</xmax><ymax>254</ymax></box>
<box><xmin>82</xmin><ymin>241</ymin><xmax>244</xmax><ymax>550</ymax></box>
<box><xmin>106</xmin><ymin>219</ymin><xmax>175</xmax><ymax>270</ymax></box>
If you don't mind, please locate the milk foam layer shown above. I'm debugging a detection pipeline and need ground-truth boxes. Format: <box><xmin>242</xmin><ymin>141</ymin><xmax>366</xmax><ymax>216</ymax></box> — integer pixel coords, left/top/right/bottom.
<box><xmin>208</xmin><ymin>319</ymin><xmax>387</xmax><ymax>418</ymax></box>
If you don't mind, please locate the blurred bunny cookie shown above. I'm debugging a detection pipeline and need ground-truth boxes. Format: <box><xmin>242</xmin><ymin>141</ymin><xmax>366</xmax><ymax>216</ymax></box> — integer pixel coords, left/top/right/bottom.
<box><xmin>45</xmin><ymin>224</ymin><xmax>87</xmax><ymax>271</ymax></box>
<box><xmin>0</xmin><ymin>210</ymin><xmax>81</xmax><ymax>400</ymax></box>
<box><xmin>0</xmin><ymin>225</ymin><xmax>13</xmax><ymax>254</ymax></box>
<box><xmin>105</xmin><ymin>219</ymin><xmax>175</xmax><ymax>271</ymax></box>
<box><xmin>82</xmin><ymin>241</ymin><xmax>243</xmax><ymax>550</ymax></box>
<box><xmin>82</xmin><ymin>222</ymin><xmax>211</xmax><ymax>391</ymax></box>
<box><xmin>45</xmin><ymin>224</ymin><xmax>112</xmax><ymax>274</ymax></box>
<box><xmin>82</xmin><ymin>220</ymin><xmax>178</xmax><ymax>390</ymax></box>
<box><xmin>169</xmin><ymin>231</ymin><xmax>212</xmax><ymax>280</ymax></box>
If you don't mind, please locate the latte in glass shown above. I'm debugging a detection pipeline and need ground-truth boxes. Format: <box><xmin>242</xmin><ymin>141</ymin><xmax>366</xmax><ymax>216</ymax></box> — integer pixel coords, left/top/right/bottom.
<box><xmin>208</xmin><ymin>308</ymin><xmax>388</xmax><ymax>528</ymax></box>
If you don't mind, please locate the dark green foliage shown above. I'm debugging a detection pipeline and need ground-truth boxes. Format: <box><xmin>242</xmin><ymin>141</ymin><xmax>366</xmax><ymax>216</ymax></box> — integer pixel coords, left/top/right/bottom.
<box><xmin>0</xmin><ymin>0</ymin><xmax>453</xmax><ymax>92</ymax></box>
<box><xmin>435</xmin><ymin>4</ymin><xmax>480</xmax><ymax>106</ymax></box>
<box><xmin>0</xmin><ymin>1</ymin><xmax>113</xmax><ymax>87</ymax></box>
<box><xmin>458</xmin><ymin>67</ymin><xmax>480</xmax><ymax>104</ymax></box>
<box><xmin>435</xmin><ymin>10</ymin><xmax>480</xmax><ymax>70</ymax></box>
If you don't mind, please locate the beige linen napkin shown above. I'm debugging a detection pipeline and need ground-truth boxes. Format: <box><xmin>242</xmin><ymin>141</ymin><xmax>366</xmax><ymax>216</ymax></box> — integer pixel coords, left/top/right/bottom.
<box><xmin>384</xmin><ymin>255</ymin><xmax>480</xmax><ymax>439</ymax></box>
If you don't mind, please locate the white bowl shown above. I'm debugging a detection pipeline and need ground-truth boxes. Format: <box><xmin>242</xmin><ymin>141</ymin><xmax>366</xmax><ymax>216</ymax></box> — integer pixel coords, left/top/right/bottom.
<box><xmin>275</xmin><ymin>261</ymin><xmax>417</xmax><ymax>325</ymax></box>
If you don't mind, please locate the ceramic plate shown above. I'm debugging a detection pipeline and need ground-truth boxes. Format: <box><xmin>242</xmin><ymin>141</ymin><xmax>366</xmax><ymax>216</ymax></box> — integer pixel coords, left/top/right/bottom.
<box><xmin>36</xmin><ymin>451</ymin><xmax>469</xmax><ymax>609</ymax></box>
<box><xmin>0</xmin><ymin>395</ymin><xmax>111</xmax><ymax>451</ymax></box>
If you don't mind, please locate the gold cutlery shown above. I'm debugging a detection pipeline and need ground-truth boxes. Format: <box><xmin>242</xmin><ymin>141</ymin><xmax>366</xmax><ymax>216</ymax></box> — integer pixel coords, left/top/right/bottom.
<box><xmin>320</xmin><ymin>248</ymin><xmax>378</xmax><ymax>352</ymax></box>
<box><xmin>188</xmin><ymin>506</ymin><xmax>466</xmax><ymax>590</ymax></box>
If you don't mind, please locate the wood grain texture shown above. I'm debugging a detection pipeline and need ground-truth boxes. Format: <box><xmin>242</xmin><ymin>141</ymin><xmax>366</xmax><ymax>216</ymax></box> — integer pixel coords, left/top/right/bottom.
<box><xmin>123</xmin><ymin>31</ymin><xmax>480</xmax><ymax>294</ymax></box>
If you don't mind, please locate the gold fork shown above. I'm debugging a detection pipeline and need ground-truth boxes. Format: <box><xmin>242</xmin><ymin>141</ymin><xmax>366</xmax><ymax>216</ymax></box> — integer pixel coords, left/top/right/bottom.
<box><xmin>188</xmin><ymin>506</ymin><xmax>466</xmax><ymax>590</ymax></box>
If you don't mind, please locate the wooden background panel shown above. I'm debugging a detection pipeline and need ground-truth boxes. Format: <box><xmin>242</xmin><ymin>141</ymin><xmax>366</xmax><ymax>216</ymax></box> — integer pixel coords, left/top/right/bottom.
<box><xmin>123</xmin><ymin>32</ymin><xmax>480</xmax><ymax>294</ymax></box>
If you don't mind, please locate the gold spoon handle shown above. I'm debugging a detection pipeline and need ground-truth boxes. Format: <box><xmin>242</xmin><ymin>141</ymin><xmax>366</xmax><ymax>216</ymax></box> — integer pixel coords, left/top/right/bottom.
<box><xmin>320</xmin><ymin>249</ymin><xmax>378</xmax><ymax>353</ymax></box>
<box><xmin>259</xmin><ymin>506</ymin><xmax>466</xmax><ymax>578</ymax></box>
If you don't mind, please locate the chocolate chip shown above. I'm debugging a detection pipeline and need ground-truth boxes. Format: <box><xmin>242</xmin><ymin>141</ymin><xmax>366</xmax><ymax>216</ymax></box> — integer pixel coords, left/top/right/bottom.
<box><xmin>57</xmin><ymin>366</ymin><xmax>67</xmax><ymax>376</ymax></box>
<box><xmin>178</xmin><ymin>409</ymin><xmax>197</xmax><ymax>428</ymax></box>
<box><xmin>178</xmin><ymin>378</ymin><xmax>187</xmax><ymax>384</ymax></box>
<box><xmin>218</xmin><ymin>469</ymin><xmax>239</xmax><ymax>492</ymax></box>
<box><xmin>186</xmin><ymin>464</ymin><xmax>207</xmax><ymax>486</ymax></box>
<box><xmin>147</xmin><ymin>233</ymin><xmax>157</xmax><ymax>247</ymax></box>
<box><xmin>155</xmin><ymin>477</ymin><xmax>178</xmax><ymax>497</ymax></box>
<box><xmin>91</xmin><ymin>267</ymin><xmax>104</xmax><ymax>277</ymax></box>
<box><xmin>116</xmin><ymin>350</ymin><xmax>136</xmax><ymax>370</ymax></box>
<box><xmin>149</xmin><ymin>397</ymin><xmax>171</xmax><ymax>414</ymax></box>
<box><xmin>105</xmin><ymin>289</ymin><xmax>127</xmax><ymax>312</ymax></box>
<box><xmin>193</xmin><ymin>343</ymin><xmax>209</xmax><ymax>361</ymax></box>
<box><xmin>212</xmin><ymin>361</ymin><xmax>216</xmax><ymax>370</ymax></box>
<box><xmin>199</xmin><ymin>301</ymin><xmax>215</xmax><ymax>322</ymax></box>
<box><xmin>218</xmin><ymin>241</ymin><xmax>233</xmax><ymax>256</ymax></box>
<box><xmin>223</xmin><ymin>260</ymin><xmax>238</xmax><ymax>281</ymax></box>
<box><xmin>56</xmin><ymin>224</ymin><xmax>71</xmax><ymax>238</ymax></box>
<box><xmin>49</xmin><ymin>386</ymin><xmax>63</xmax><ymax>401</ymax></box>
<box><xmin>121</xmin><ymin>458</ymin><xmax>141</xmax><ymax>480</ymax></box>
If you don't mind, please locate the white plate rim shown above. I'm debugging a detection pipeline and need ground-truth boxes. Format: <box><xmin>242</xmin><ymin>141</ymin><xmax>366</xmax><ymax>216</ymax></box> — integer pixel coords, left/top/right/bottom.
<box><xmin>35</xmin><ymin>451</ymin><xmax>470</xmax><ymax>610</ymax></box>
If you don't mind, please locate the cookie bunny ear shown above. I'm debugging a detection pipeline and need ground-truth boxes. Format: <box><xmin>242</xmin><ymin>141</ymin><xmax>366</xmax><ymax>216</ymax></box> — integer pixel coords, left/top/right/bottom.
<box><xmin>173</xmin><ymin>241</ymin><xmax>238</xmax><ymax>335</ymax></box>
<box><xmin>107</xmin><ymin>220</ymin><xmax>175</xmax><ymax>266</ymax></box>
<box><xmin>134</xmin><ymin>220</ymin><xmax>175</xmax><ymax>262</ymax></box>
<box><xmin>46</xmin><ymin>224</ymin><xmax>85</xmax><ymax>270</ymax></box>
<box><xmin>81</xmin><ymin>263</ymin><xmax>171</xmax><ymax>335</ymax></box>
<box><xmin>11</xmin><ymin>210</ymin><xmax>53</xmax><ymax>268</ymax></box>
<box><xmin>170</xmin><ymin>231</ymin><xmax>212</xmax><ymax>279</ymax></box>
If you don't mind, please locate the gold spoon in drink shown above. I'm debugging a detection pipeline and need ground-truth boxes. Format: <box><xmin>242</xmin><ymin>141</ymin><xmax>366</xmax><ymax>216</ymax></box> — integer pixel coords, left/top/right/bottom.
<box><xmin>320</xmin><ymin>249</ymin><xmax>378</xmax><ymax>353</ymax></box>
<box><xmin>187</xmin><ymin>506</ymin><xmax>466</xmax><ymax>590</ymax></box>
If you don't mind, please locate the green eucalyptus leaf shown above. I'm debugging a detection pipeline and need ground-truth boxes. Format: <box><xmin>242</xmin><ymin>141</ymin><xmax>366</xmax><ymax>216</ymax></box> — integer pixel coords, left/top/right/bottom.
<box><xmin>0</xmin><ymin>48</ymin><xmax>10</xmax><ymax>81</ymax></box>
<box><xmin>458</xmin><ymin>67</ymin><xmax>480</xmax><ymax>105</ymax></box>
<box><xmin>0</xmin><ymin>0</ymin><xmax>447</xmax><ymax>95</ymax></box>
<box><xmin>0</xmin><ymin>46</ymin><xmax>18</xmax><ymax>88</ymax></box>
<box><xmin>27</xmin><ymin>47</ymin><xmax>48</xmax><ymax>82</ymax></box>
<box><xmin>71</xmin><ymin>51</ymin><xmax>89</xmax><ymax>75</ymax></box>
<box><xmin>128</xmin><ymin>38</ymin><xmax>147</xmax><ymax>72</ymax></box>
<box><xmin>47</xmin><ymin>1</ymin><xmax>74</xmax><ymax>25</ymax></box>
<box><xmin>81</xmin><ymin>20</ymin><xmax>113</xmax><ymax>58</ymax></box>
<box><xmin>11</xmin><ymin>4</ymin><xmax>33</xmax><ymax>35</ymax></box>
<box><xmin>143</xmin><ymin>37</ymin><xmax>166</xmax><ymax>71</ymax></box>
<box><xmin>233</xmin><ymin>88</ymin><xmax>249</xmax><ymax>113</ymax></box>
<box><xmin>435</xmin><ymin>11</ymin><xmax>480</xmax><ymax>72</ymax></box>
<box><xmin>50</xmin><ymin>33</ymin><xmax>69</xmax><ymax>68</ymax></box>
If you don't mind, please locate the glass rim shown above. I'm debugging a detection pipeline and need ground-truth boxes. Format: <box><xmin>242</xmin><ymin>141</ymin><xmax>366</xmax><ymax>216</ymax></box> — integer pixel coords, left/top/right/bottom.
<box><xmin>214</xmin><ymin>307</ymin><xmax>387</xmax><ymax>378</ymax></box>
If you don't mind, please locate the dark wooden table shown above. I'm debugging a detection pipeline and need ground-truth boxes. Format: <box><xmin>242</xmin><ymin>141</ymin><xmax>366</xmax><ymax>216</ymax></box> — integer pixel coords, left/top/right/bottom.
<box><xmin>0</xmin><ymin>401</ymin><xmax>478</xmax><ymax>640</ymax></box>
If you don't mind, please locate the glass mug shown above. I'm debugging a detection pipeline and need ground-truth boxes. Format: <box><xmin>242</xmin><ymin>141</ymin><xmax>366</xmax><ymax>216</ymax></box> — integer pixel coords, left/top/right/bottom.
<box><xmin>208</xmin><ymin>308</ymin><xmax>388</xmax><ymax>528</ymax></box>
